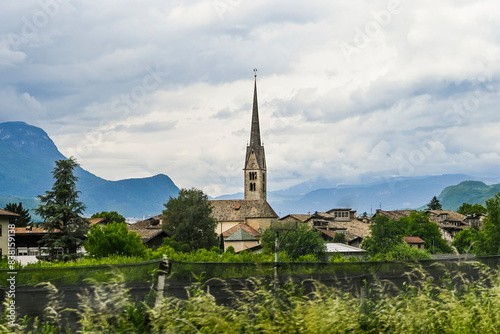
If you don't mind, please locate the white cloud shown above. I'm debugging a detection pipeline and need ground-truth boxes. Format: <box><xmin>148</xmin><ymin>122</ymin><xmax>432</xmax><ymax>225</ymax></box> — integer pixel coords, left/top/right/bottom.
<box><xmin>2</xmin><ymin>0</ymin><xmax>500</xmax><ymax>197</ymax></box>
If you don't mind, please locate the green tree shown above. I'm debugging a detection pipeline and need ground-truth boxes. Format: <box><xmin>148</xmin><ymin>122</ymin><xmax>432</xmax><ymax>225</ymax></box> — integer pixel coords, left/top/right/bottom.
<box><xmin>476</xmin><ymin>193</ymin><xmax>500</xmax><ymax>255</ymax></box>
<box><xmin>361</xmin><ymin>214</ymin><xmax>405</xmax><ymax>256</ymax></box>
<box><xmin>261</xmin><ymin>224</ymin><xmax>326</xmax><ymax>261</ymax></box>
<box><xmin>85</xmin><ymin>222</ymin><xmax>146</xmax><ymax>258</ymax></box>
<box><xmin>452</xmin><ymin>228</ymin><xmax>481</xmax><ymax>254</ymax></box>
<box><xmin>35</xmin><ymin>157</ymin><xmax>89</xmax><ymax>260</ymax></box>
<box><xmin>162</xmin><ymin>188</ymin><xmax>218</xmax><ymax>251</ymax></box>
<box><xmin>332</xmin><ymin>232</ymin><xmax>347</xmax><ymax>244</ymax></box>
<box><xmin>457</xmin><ymin>203</ymin><xmax>487</xmax><ymax>216</ymax></box>
<box><xmin>399</xmin><ymin>211</ymin><xmax>452</xmax><ymax>253</ymax></box>
<box><xmin>427</xmin><ymin>196</ymin><xmax>442</xmax><ymax>210</ymax></box>
<box><xmin>4</xmin><ymin>202</ymin><xmax>31</xmax><ymax>227</ymax></box>
<box><xmin>91</xmin><ymin>211</ymin><xmax>126</xmax><ymax>224</ymax></box>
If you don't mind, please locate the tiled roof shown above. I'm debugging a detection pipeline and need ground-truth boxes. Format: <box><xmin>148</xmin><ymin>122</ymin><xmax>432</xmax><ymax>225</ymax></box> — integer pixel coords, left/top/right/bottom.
<box><xmin>88</xmin><ymin>218</ymin><xmax>105</xmax><ymax>226</ymax></box>
<box><xmin>210</xmin><ymin>200</ymin><xmax>278</xmax><ymax>222</ymax></box>
<box><xmin>330</xmin><ymin>220</ymin><xmax>371</xmax><ymax>239</ymax></box>
<box><xmin>279</xmin><ymin>214</ymin><xmax>312</xmax><ymax>222</ymax></box>
<box><xmin>404</xmin><ymin>236</ymin><xmax>425</xmax><ymax>244</ymax></box>
<box><xmin>427</xmin><ymin>210</ymin><xmax>466</xmax><ymax>222</ymax></box>
<box><xmin>313</xmin><ymin>212</ymin><xmax>336</xmax><ymax>219</ymax></box>
<box><xmin>225</xmin><ymin>228</ymin><xmax>259</xmax><ymax>242</ymax></box>
<box><xmin>222</xmin><ymin>223</ymin><xmax>260</xmax><ymax>238</ymax></box>
<box><xmin>129</xmin><ymin>215</ymin><xmax>163</xmax><ymax>230</ymax></box>
<box><xmin>137</xmin><ymin>229</ymin><xmax>167</xmax><ymax>243</ymax></box>
<box><xmin>14</xmin><ymin>227</ymin><xmax>58</xmax><ymax>234</ymax></box>
<box><xmin>318</xmin><ymin>228</ymin><xmax>364</xmax><ymax>243</ymax></box>
<box><xmin>326</xmin><ymin>208</ymin><xmax>355</xmax><ymax>213</ymax></box>
<box><xmin>319</xmin><ymin>229</ymin><xmax>337</xmax><ymax>239</ymax></box>
<box><xmin>127</xmin><ymin>215</ymin><xmax>165</xmax><ymax>242</ymax></box>
<box><xmin>374</xmin><ymin>210</ymin><xmax>415</xmax><ymax>221</ymax></box>
<box><xmin>0</xmin><ymin>209</ymin><xmax>19</xmax><ymax>217</ymax></box>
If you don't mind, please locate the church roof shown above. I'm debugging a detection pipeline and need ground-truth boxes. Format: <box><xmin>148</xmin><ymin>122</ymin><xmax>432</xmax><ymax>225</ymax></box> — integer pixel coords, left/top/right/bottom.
<box><xmin>210</xmin><ymin>199</ymin><xmax>278</xmax><ymax>222</ymax></box>
<box><xmin>245</xmin><ymin>77</ymin><xmax>266</xmax><ymax>170</ymax></box>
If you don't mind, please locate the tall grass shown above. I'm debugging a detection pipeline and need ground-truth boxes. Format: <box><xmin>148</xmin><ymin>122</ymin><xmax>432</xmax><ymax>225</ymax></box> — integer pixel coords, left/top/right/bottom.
<box><xmin>3</xmin><ymin>263</ymin><xmax>500</xmax><ymax>333</ymax></box>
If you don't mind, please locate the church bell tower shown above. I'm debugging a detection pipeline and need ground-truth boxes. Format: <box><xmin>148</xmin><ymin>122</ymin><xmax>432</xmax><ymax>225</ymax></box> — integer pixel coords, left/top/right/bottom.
<box><xmin>244</xmin><ymin>70</ymin><xmax>267</xmax><ymax>201</ymax></box>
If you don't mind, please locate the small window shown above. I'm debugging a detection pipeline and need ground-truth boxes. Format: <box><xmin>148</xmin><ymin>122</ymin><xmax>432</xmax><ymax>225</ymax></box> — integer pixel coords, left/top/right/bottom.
<box><xmin>250</xmin><ymin>183</ymin><xmax>256</xmax><ymax>191</ymax></box>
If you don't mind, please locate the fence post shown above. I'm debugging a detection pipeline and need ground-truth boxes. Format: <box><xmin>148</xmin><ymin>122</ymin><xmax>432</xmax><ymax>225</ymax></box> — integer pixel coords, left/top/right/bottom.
<box><xmin>155</xmin><ymin>256</ymin><xmax>171</xmax><ymax>307</ymax></box>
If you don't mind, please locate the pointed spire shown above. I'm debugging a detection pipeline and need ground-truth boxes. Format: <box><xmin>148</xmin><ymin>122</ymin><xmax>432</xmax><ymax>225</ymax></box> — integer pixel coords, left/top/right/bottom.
<box><xmin>250</xmin><ymin>69</ymin><xmax>261</xmax><ymax>147</ymax></box>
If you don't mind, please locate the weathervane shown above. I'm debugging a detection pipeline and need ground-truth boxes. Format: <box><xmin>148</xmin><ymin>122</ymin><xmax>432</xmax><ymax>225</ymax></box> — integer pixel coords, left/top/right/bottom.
<box><xmin>253</xmin><ymin>68</ymin><xmax>257</xmax><ymax>78</ymax></box>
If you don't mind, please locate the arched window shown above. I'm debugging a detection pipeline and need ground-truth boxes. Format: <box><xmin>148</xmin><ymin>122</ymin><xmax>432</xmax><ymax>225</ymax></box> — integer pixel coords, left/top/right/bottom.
<box><xmin>250</xmin><ymin>183</ymin><xmax>256</xmax><ymax>191</ymax></box>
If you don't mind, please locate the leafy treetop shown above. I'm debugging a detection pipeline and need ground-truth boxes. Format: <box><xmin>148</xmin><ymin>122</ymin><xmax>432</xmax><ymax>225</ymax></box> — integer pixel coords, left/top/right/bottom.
<box><xmin>476</xmin><ymin>193</ymin><xmax>500</xmax><ymax>255</ymax></box>
<box><xmin>399</xmin><ymin>211</ymin><xmax>451</xmax><ymax>254</ymax></box>
<box><xmin>261</xmin><ymin>223</ymin><xmax>326</xmax><ymax>261</ymax></box>
<box><xmin>457</xmin><ymin>203</ymin><xmax>486</xmax><ymax>216</ymax></box>
<box><xmin>162</xmin><ymin>188</ymin><xmax>218</xmax><ymax>251</ymax></box>
<box><xmin>91</xmin><ymin>211</ymin><xmax>126</xmax><ymax>224</ymax></box>
<box><xmin>85</xmin><ymin>222</ymin><xmax>145</xmax><ymax>258</ymax></box>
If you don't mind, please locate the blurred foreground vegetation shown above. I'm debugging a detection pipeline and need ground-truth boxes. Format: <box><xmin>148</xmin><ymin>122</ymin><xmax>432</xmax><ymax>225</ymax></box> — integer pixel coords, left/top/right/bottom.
<box><xmin>3</xmin><ymin>262</ymin><xmax>500</xmax><ymax>333</ymax></box>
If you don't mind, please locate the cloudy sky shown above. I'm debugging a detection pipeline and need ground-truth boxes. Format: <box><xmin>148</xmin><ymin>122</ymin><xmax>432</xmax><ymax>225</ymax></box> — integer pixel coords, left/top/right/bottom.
<box><xmin>1</xmin><ymin>0</ymin><xmax>500</xmax><ymax>196</ymax></box>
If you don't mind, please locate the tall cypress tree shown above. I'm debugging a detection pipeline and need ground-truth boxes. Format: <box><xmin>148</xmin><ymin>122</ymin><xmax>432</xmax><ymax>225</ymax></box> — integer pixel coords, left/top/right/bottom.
<box><xmin>35</xmin><ymin>157</ymin><xmax>89</xmax><ymax>260</ymax></box>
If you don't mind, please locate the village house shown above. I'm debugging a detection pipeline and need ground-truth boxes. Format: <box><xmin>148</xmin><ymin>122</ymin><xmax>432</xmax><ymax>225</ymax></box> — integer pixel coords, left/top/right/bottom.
<box><xmin>404</xmin><ymin>236</ymin><xmax>425</xmax><ymax>250</ymax></box>
<box><xmin>427</xmin><ymin>210</ymin><xmax>469</xmax><ymax>243</ymax></box>
<box><xmin>127</xmin><ymin>215</ymin><xmax>168</xmax><ymax>248</ymax></box>
<box><xmin>373</xmin><ymin>209</ymin><xmax>480</xmax><ymax>245</ymax></box>
<box><xmin>278</xmin><ymin>209</ymin><xmax>370</xmax><ymax>248</ymax></box>
<box><xmin>0</xmin><ymin>209</ymin><xmax>18</xmax><ymax>257</ymax></box>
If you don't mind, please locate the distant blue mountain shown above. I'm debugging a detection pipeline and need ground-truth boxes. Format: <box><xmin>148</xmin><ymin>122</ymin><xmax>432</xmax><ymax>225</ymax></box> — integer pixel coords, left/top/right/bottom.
<box><xmin>268</xmin><ymin>174</ymin><xmax>478</xmax><ymax>216</ymax></box>
<box><xmin>0</xmin><ymin>121</ymin><xmax>179</xmax><ymax>218</ymax></box>
<box><xmin>217</xmin><ymin>174</ymin><xmax>492</xmax><ymax>217</ymax></box>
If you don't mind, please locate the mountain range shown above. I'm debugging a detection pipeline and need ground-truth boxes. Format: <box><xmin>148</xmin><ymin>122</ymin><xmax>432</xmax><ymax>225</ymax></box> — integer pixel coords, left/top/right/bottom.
<box><xmin>0</xmin><ymin>122</ymin><xmax>180</xmax><ymax>219</ymax></box>
<box><xmin>1</xmin><ymin>121</ymin><xmax>499</xmax><ymax>219</ymax></box>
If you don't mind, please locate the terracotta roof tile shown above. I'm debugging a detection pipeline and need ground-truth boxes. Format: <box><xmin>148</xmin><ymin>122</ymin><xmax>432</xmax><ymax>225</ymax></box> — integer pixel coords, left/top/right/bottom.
<box><xmin>0</xmin><ymin>209</ymin><xmax>19</xmax><ymax>217</ymax></box>
<box><xmin>404</xmin><ymin>236</ymin><xmax>425</xmax><ymax>244</ymax></box>
<box><xmin>88</xmin><ymin>218</ymin><xmax>105</xmax><ymax>226</ymax></box>
<box><xmin>279</xmin><ymin>214</ymin><xmax>312</xmax><ymax>222</ymax></box>
<box><xmin>210</xmin><ymin>200</ymin><xmax>278</xmax><ymax>222</ymax></box>
<box><xmin>222</xmin><ymin>223</ymin><xmax>261</xmax><ymax>238</ymax></box>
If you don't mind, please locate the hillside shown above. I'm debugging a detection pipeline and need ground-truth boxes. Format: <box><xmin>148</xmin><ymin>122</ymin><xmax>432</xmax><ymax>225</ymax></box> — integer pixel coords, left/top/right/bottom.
<box><xmin>437</xmin><ymin>181</ymin><xmax>500</xmax><ymax>211</ymax></box>
<box><xmin>0</xmin><ymin>121</ymin><xmax>179</xmax><ymax>218</ymax></box>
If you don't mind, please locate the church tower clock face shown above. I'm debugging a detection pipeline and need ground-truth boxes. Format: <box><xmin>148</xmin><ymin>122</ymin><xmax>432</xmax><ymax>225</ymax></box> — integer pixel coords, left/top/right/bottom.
<box><xmin>244</xmin><ymin>70</ymin><xmax>267</xmax><ymax>201</ymax></box>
